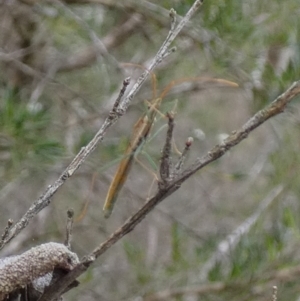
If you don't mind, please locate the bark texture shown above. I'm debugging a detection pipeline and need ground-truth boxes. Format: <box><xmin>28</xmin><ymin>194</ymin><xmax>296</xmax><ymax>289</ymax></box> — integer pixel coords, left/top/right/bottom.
<box><xmin>0</xmin><ymin>243</ymin><xmax>79</xmax><ymax>300</ymax></box>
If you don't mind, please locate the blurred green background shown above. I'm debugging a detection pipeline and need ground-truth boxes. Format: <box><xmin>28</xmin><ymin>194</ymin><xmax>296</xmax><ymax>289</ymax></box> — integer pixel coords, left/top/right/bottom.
<box><xmin>1</xmin><ymin>0</ymin><xmax>300</xmax><ymax>300</ymax></box>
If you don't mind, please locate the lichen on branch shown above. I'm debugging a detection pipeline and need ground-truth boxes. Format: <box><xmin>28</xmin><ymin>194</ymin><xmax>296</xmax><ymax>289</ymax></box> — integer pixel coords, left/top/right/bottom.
<box><xmin>0</xmin><ymin>242</ymin><xmax>79</xmax><ymax>300</ymax></box>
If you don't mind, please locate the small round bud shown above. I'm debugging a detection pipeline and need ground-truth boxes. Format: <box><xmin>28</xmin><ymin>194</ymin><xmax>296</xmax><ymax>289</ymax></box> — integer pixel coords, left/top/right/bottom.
<box><xmin>185</xmin><ymin>137</ymin><xmax>194</xmax><ymax>147</ymax></box>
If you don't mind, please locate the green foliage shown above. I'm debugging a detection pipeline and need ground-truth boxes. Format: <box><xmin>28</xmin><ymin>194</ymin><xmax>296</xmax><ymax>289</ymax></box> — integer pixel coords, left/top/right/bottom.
<box><xmin>282</xmin><ymin>207</ymin><xmax>297</xmax><ymax>230</ymax></box>
<box><xmin>0</xmin><ymin>89</ymin><xmax>63</xmax><ymax>173</ymax></box>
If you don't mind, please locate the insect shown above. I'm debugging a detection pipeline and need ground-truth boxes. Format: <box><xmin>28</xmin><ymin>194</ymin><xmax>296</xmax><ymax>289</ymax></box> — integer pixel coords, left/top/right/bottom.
<box><xmin>103</xmin><ymin>70</ymin><xmax>238</xmax><ymax>218</ymax></box>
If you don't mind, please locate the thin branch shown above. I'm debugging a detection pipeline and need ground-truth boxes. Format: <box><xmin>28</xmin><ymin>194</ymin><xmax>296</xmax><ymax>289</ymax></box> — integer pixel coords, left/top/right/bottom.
<box><xmin>64</xmin><ymin>209</ymin><xmax>74</xmax><ymax>250</ymax></box>
<box><xmin>0</xmin><ymin>220</ymin><xmax>13</xmax><ymax>243</ymax></box>
<box><xmin>176</xmin><ymin>80</ymin><xmax>300</xmax><ymax>185</ymax></box>
<box><xmin>173</xmin><ymin>137</ymin><xmax>193</xmax><ymax>177</ymax></box>
<box><xmin>111</xmin><ymin>77</ymin><xmax>131</xmax><ymax>113</ymax></box>
<box><xmin>62</xmin><ymin>0</ymin><xmax>212</xmax><ymax>52</ymax></box>
<box><xmin>0</xmin><ymin>0</ymin><xmax>203</xmax><ymax>251</ymax></box>
<box><xmin>0</xmin><ymin>78</ymin><xmax>131</xmax><ymax>250</ymax></box>
<box><xmin>159</xmin><ymin>112</ymin><xmax>175</xmax><ymax>184</ymax></box>
<box><xmin>161</xmin><ymin>46</ymin><xmax>177</xmax><ymax>61</ymax></box>
<box><xmin>38</xmin><ymin>80</ymin><xmax>300</xmax><ymax>300</ymax></box>
<box><xmin>169</xmin><ymin>8</ymin><xmax>177</xmax><ymax>31</ymax></box>
<box><xmin>117</xmin><ymin>0</ymin><xmax>204</xmax><ymax>114</ymax></box>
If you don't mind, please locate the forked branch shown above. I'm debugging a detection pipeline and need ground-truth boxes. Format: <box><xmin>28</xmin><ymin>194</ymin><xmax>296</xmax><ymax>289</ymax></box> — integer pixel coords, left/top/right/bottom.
<box><xmin>40</xmin><ymin>80</ymin><xmax>300</xmax><ymax>300</ymax></box>
<box><xmin>0</xmin><ymin>0</ymin><xmax>204</xmax><ymax>250</ymax></box>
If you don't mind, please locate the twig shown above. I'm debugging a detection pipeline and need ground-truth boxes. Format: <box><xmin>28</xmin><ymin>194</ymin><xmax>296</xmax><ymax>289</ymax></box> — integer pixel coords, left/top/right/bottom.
<box><xmin>38</xmin><ymin>80</ymin><xmax>300</xmax><ymax>299</ymax></box>
<box><xmin>70</xmin><ymin>0</ymin><xmax>212</xmax><ymax>52</ymax></box>
<box><xmin>0</xmin><ymin>78</ymin><xmax>132</xmax><ymax>250</ymax></box>
<box><xmin>161</xmin><ymin>46</ymin><xmax>177</xmax><ymax>61</ymax></box>
<box><xmin>159</xmin><ymin>112</ymin><xmax>175</xmax><ymax>185</ymax></box>
<box><xmin>0</xmin><ymin>0</ymin><xmax>204</xmax><ymax>252</ymax></box>
<box><xmin>176</xmin><ymin>80</ymin><xmax>300</xmax><ymax>184</ymax></box>
<box><xmin>111</xmin><ymin>77</ymin><xmax>131</xmax><ymax>113</ymax></box>
<box><xmin>169</xmin><ymin>8</ymin><xmax>177</xmax><ymax>31</ymax></box>
<box><xmin>173</xmin><ymin>137</ymin><xmax>193</xmax><ymax>177</ymax></box>
<box><xmin>117</xmin><ymin>0</ymin><xmax>204</xmax><ymax>114</ymax></box>
<box><xmin>0</xmin><ymin>220</ymin><xmax>13</xmax><ymax>243</ymax></box>
<box><xmin>64</xmin><ymin>209</ymin><xmax>74</xmax><ymax>250</ymax></box>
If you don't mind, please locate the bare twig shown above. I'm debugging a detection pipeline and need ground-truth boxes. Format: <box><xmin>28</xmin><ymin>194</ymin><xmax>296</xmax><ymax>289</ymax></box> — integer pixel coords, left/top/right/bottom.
<box><xmin>176</xmin><ymin>80</ymin><xmax>300</xmax><ymax>184</ymax></box>
<box><xmin>169</xmin><ymin>8</ymin><xmax>177</xmax><ymax>31</ymax></box>
<box><xmin>64</xmin><ymin>209</ymin><xmax>74</xmax><ymax>250</ymax></box>
<box><xmin>173</xmin><ymin>137</ymin><xmax>193</xmax><ymax>177</ymax></box>
<box><xmin>159</xmin><ymin>112</ymin><xmax>175</xmax><ymax>185</ymax></box>
<box><xmin>0</xmin><ymin>220</ymin><xmax>13</xmax><ymax>243</ymax></box>
<box><xmin>0</xmin><ymin>78</ymin><xmax>131</xmax><ymax>250</ymax></box>
<box><xmin>111</xmin><ymin>77</ymin><xmax>131</xmax><ymax>113</ymax></box>
<box><xmin>62</xmin><ymin>0</ymin><xmax>212</xmax><ymax>52</ymax></box>
<box><xmin>0</xmin><ymin>0</ymin><xmax>204</xmax><ymax>251</ymax></box>
<box><xmin>161</xmin><ymin>46</ymin><xmax>177</xmax><ymax>61</ymax></box>
<box><xmin>38</xmin><ymin>80</ymin><xmax>300</xmax><ymax>299</ymax></box>
<box><xmin>117</xmin><ymin>0</ymin><xmax>204</xmax><ymax>114</ymax></box>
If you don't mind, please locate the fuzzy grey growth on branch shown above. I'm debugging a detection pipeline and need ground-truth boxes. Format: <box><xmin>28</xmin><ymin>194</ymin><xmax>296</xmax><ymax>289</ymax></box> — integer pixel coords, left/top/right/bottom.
<box><xmin>0</xmin><ymin>242</ymin><xmax>79</xmax><ymax>300</ymax></box>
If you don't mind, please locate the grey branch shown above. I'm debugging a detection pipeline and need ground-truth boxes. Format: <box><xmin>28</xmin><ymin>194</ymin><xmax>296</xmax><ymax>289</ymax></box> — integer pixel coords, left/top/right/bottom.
<box><xmin>64</xmin><ymin>209</ymin><xmax>75</xmax><ymax>250</ymax></box>
<box><xmin>173</xmin><ymin>137</ymin><xmax>194</xmax><ymax>178</ymax></box>
<box><xmin>0</xmin><ymin>0</ymin><xmax>204</xmax><ymax>251</ymax></box>
<box><xmin>39</xmin><ymin>80</ymin><xmax>300</xmax><ymax>299</ymax></box>
<box><xmin>0</xmin><ymin>220</ymin><xmax>13</xmax><ymax>243</ymax></box>
<box><xmin>0</xmin><ymin>242</ymin><xmax>79</xmax><ymax>300</ymax></box>
<box><xmin>159</xmin><ymin>112</ymin><xmax>175</xmax><ymax>185</ymax></box>
<box><xmin>117</xmin><ymin>0</ymin><xmax>204</xmax><ymax>114</ymax></box>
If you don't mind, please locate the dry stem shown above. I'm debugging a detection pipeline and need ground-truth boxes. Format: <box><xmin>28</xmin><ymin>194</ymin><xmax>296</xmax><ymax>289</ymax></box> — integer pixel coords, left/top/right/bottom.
<box><xmin>39</xmin><ymin>80</ymin><xmax>300</xmax><ymax>300</ymax></box>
